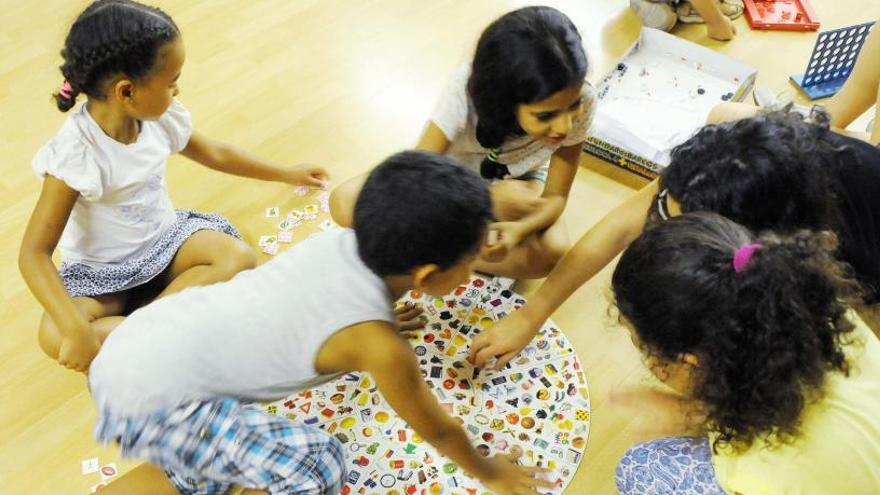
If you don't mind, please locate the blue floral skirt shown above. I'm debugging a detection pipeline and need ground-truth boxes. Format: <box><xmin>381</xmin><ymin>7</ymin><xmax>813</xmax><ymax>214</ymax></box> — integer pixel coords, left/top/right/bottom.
<box><xmin>60</xmin><ymin>210</ymin><xmax>241</xmax><ymax>298</ymax></box>
<box><xmin>616</xmin><ymin>436</ymin><xmax>727</xmax><ymax>494</ymax></box>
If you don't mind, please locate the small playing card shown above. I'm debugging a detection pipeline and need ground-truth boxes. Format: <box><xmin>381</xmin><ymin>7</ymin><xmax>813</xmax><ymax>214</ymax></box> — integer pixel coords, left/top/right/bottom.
<box><xmin>288</xmin><ymin>209</ymin><xmax>305</xmax><ymax>220</ymax></box>
<box><xmin>293</xmin><ymin>185</ymin><xmax>310</xmax><ymax>196</ymax></box>
<box><xmin>487</xmin><ymin>229</ymin><xmax>499</xmax><ymax>246</ymax></box>
<box><xmin>277</xmin><ymin>231</ymin><xmax>294</xmax><ymax>243</ymax></box>
<box><xmin>319</xmin><ymin>219</ymin><xmax>338</xmax><ymax>231</ymax></box>
<box><xmin>278</xmin><ymin>219</ymin><xmax>294</xmax><ymax>231</ymax></box>
<box><xmin>265</xmin><ymin>207</ymin><xmax>280</xmax><ymax>218</ymax></box>
<box><xmin>81</xmin><ymin>457</ymin><xmax>99</xmax><ymax>475</ymax></box>
<box><xmin>99</xmin><ymin>463</ymin><xmax>118</xmax><ymax>481</ymax></box>
<box><xmin>304</xmin><ymin>204</ymin><xmax>319</xmax><ymax>216</ymax></box>
<box><xmin>263</xmin><ymin>243</ymin><xmax>279</xmax><ymax>255</ymax></box>
<box><xmin>258</xmin><ymin>235</ymin><xmax>277</xmax><ymax>247</ymax></box>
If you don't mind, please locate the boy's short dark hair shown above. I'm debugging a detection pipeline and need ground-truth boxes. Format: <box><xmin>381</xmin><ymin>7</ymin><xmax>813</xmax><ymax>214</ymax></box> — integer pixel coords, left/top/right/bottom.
<box><xmin>354</xmin><ymin>151</ymin><xmax>492</xmax><ymax>277</ymax></box>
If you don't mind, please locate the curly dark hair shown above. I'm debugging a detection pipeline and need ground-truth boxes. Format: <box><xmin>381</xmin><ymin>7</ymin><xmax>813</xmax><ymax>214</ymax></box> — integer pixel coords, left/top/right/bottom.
<box><xmin>659</xmin><ymin>108</ymin><xmax>850</xmax><ymax>233</ymax></box>
<box><xmin>467</xmin><ymin>6</ymin><xmax>587</xmax><ymax>150</ymax></box>
<box><xmin>54</xmin><ymin>0</ymin><xmax>179</xmax><ymax>112</ymax></box>
<box><xmin>612</xmin><ymin>212</ymin><xmax>860</xmax><ymax>453</ymax></box>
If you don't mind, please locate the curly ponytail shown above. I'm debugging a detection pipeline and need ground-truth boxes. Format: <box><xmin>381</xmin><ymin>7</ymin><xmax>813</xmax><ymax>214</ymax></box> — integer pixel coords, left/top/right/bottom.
<box><xmin>54</xmin><ymin>0</ymin><xmax>179</xmax><ymax>112</ymax></box>
<box><xmin>612</xmin><ymin>212</ymin><xmax>860</xmax><ymax>453</ymax></box>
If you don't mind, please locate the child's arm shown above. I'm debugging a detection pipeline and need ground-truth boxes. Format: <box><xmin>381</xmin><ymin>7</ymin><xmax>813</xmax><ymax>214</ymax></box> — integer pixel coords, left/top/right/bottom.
<box><xmin>471</xmin><ymin>179</ymin><xmax>659</xmax><ymax>368</ymax></box>
<box><xmin>180</xmin><ymin>131</ymin><xmax>328</xmax><ymax>187</ymax></box>
<box><xmin>826</xmin><ymin>20</ymin><xmax>880</xmax><ymax>130</ymax></box>
<box><xmin>482</xmin><ymin>144</ymin><xmax>579</xmax><ymax>258</ymax></box>
<box><xmin>690</xmin><ymin>0</ymin><xmax>736</xmax><ymax>41</ymax></box>
<box><xmin>19</xmin><ymin>177</ymin><xmax>100</xmax><ymax>372</ymax></box>
<box><xmin>415</xmin><ymin>122</ymin><xmax>452</xmax><ymax>154</ymax></box>
<box><xmin>320</xmin><ymin>322</ymin><xmax>553</xmax><ymax>494</ymax></box>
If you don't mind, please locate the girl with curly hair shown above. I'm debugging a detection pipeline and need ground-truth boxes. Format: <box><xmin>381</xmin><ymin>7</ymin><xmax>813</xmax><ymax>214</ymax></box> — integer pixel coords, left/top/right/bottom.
<box><xmin>612</xmin><ymin>212</ymin><xmax>880</xmax><ymax>494</ymax></box>
<box><xmin>470</xmin><ymin>109</ymin><xmax>880</xmax><ymax>368</ymax></box>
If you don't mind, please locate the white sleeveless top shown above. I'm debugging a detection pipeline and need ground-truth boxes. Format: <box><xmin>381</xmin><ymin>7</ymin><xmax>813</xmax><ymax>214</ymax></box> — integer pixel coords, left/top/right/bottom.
<box><xmin>89</xmin><ymin>229</ymin><xmax>395</xmax><ymax>416</ymax></box>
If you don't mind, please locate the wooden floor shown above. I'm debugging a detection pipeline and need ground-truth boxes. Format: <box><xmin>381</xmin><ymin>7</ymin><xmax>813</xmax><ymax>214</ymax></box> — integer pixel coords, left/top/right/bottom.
<box><xmin>0</xmin><ymin>0</ymin><xmax>872</xmax><ymax>493</ymax></box>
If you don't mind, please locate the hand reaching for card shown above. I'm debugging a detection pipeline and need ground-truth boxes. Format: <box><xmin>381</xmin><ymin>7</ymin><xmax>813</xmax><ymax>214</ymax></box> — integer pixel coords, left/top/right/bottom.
<box><xmin>394</xmin><ymin>302</ymin><xmax>425</xmax><ymax>333</ymax></box>
<box><xmin>284</xmin><ymin>164</ymin><xmax>329</xmax><ymax>188</ymax></box>
<box><xmin>468</xmin><ymin>308</ymin><xmax>539</xmax><ymax>370</ymax></box>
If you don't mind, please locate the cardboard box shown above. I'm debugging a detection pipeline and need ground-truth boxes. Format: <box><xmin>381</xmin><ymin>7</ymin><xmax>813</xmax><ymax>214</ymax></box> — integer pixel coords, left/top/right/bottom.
<box><xmin>584</xmin><ymin>28</ymin><xmax>758</xmax><ymax>179</ymax></box>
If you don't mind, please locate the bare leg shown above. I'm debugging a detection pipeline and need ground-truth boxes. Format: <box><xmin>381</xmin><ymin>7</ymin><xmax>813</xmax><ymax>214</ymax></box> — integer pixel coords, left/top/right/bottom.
<box><xmin>38</xmin><ymin>293</ymin><xmax>127</xmax><ymax>361</ymax></box>
<box><xmin>855</xmin><ymin>303</ymin><xmax>880</xmax><ymax>339</ymax></box>
<box><xmin>825</xmin><ymin>20</ymin><xmax>880</xmax><ymax>129</ymax></box>
<box><xmin>156</xmin><ymin>231</ymin><xmax>257</xmax><ymax>299</ymax></box>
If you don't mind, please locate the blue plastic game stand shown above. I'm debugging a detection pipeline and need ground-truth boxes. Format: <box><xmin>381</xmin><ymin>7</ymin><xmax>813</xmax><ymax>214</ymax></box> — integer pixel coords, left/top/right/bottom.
<box><xmin>791</xmin><ymin>21</ymin><xmax>875</xmax><ymax>100</ymax></box>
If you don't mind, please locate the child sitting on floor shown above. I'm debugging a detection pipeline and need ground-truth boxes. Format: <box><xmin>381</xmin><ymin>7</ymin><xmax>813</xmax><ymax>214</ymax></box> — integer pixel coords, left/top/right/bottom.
<box><xmin>630</xmin><ymin>0</ymin><xmax>743</xmax><ymax>41</ymax></box>
<box><xmin>87</xmin><ymin>151</ymin><xmax>551</xmax><ymax>495</ymax></box>
<box><xmin>612</xmin><ymin>212</ymin><xmax>880</xmax><ymax>494</ymax></box>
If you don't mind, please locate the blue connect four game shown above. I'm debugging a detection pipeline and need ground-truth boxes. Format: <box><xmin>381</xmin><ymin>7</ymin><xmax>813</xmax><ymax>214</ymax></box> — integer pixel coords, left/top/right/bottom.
<box><xmin>791</xmin><ymin>21</ymin><xmax>875</xmax><ymax>100</ymax></box>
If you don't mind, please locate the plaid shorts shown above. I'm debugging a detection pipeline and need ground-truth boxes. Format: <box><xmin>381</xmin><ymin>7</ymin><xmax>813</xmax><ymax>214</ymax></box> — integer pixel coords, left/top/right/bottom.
<box><xmin>95</xmin><ymin>398</ymin><xmax>345</xmax><ymax>495</ymax></box>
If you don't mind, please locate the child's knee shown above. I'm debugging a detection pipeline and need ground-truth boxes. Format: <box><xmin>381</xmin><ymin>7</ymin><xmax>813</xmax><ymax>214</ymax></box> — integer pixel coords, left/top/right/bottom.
<box><xmin>219</xmin><ymin>242</ymin><xmax>258</xmax><ymax>277</ymax></box>
<box><xmin>329</xmin><ymin>184</ymin><xmax>356</xmax><ymax>228</ymax></box>
<box><xmin>37</xmin><ymin>313</ymin><xmax>62</xmax><ymax>359</ymax></box>
<box><xmin>630</xmin><ymin>0</ymin><xmax>677</xmax><ymax>32</ymax></box>
<box><xmin>531</xmin><ymin>235</ymin><xmax>569</xmax><ymax>277</ymax></box>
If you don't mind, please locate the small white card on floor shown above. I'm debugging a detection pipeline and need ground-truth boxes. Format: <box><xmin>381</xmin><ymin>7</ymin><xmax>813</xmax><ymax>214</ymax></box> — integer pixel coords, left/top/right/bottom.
<box><xmin>81</xmin><ymin>457</ymin><xmax>99</xmax><ymax>475</ymax></box>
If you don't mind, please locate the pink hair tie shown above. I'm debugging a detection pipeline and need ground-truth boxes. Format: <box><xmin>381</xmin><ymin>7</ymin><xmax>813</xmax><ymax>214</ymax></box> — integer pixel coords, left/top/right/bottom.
<box><xmin>733</xmin><ymin>243</ymin><xmax>762</xmax><ymax>273</ymax></box>
<box><xmin>59</xmin><ymin>80</ymin><xmax>74</xmax><ymax>99</ymax></box>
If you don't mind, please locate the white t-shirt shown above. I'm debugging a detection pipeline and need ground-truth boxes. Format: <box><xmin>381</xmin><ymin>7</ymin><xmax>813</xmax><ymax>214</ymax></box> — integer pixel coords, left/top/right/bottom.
<box><xmin>32</xmin><ymin>99</ymin><xmax>192</xmax><ymax>267</ymax></box>
<box><xmin>89</xmin><ymin>229</ymin><xmax>395</xmax><ymax>416</ymax></box>
<box><xmin>430</xmin><ymin>64</ymin><xmax>596</xmax><ymax>180</ymax></box>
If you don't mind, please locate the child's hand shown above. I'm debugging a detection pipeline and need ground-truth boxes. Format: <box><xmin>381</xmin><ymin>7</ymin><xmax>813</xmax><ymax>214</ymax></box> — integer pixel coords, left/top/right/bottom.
<box><xmin>481</xmin><ymin>222</ymin><xmax>524</xmax><ymax>262</ymax></box>
<box><xmin>469</xmin><ymin>309</ymin><xmax>538</xmax><ymax>369</ymax></box>
<box><xmin>394</xmin><ymin>302</ymin><xmax>425</xmax><ymax>333</ymax></box>
<box><xmin>284</xmin><ymin>164</ymin><xmax>329</xmax><ymax>188</ymax></box>
<box><xmin>58</xmin><ymin>332</ymin><xmax>101</xmax><ymax>373</ymax></box>
<box><xmin>707</xmin><ymin>16</ymin><xmax>736</xmax><ymax>41</ymax></box>
<box><xmin>481</xmin><ymin>454</ymin><xmax>554</xmax><ymax>495</ymax></box>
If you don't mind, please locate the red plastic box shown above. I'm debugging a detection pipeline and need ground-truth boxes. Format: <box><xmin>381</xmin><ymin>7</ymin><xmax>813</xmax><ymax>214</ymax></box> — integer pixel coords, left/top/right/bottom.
<box><xmin>744</xmin><ymin>0</ymin><xmax>820</xmax><ymax>31</ymax></box>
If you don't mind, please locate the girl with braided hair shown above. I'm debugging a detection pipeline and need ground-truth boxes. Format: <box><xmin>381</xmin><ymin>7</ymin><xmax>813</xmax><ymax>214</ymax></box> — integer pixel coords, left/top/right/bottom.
<box><xmin>19</xmin><ymin>0</ymin><xmax>328</xmax><ymax>373</ymax></box>
<box><xmin>613</xmin><ymin>212</ymin><xmax>880</xmax><ymax>494</ymax></box>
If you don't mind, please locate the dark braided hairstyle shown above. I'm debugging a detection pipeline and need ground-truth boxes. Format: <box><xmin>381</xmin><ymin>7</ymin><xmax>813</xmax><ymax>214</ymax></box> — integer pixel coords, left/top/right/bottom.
<box><xmin>54</xmin><ymin>0</ymin><xmax>179</xmax><ymax>112</ymax></box>
<box><xmin>613</xmin><ymin>212</ymin><xmax>860</xmax><ymax>454</ymax></box>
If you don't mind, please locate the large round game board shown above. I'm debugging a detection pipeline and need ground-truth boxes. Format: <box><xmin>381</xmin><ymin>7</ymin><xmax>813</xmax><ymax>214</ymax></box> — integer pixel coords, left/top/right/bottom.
<box><xmin>259</xmin><ymin>275</ymin><xmax>590</xmax><ymax>495</ymax></box>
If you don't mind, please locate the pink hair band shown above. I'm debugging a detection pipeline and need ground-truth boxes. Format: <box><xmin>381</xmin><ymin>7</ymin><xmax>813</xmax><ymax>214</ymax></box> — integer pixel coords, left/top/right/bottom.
<box><xmin>59</xmin><ymin>80</ymin><xmax>74</xmax><ymax>99</ymax></box>
<box><xmin>733</xmin><ymin>243</ymin><xmax>762</xmax><ymax>273</ymax></box>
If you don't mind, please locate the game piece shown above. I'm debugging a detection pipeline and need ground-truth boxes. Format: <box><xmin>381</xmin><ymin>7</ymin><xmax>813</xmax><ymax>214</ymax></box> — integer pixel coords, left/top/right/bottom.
<box><xmin>744</xmin><ymin>0</ymin><xmax>820</xmax><ymax>31</ymax></box>
<box><xmin>81</xmin><ymin>458</ymin><xmax>99</xmax><ymax>475</ymax></box>
<box><xmin>259</xmin><ymin>274</ymin><xmax>590</xmax><ymax>494</ymax></box>
<box><xmin>99</xmin><ymin>463</ymin><xmax>118</xmax><ymax>482</ymax></box>
<box><xmin>293</xmin><ymin>185</ymin><xmax>310</xmax><ymax>197</ymax></box>
<box><xmin>584</xmin><ymin>28</ymin><xmax>757</xmax><ymax>178</ymax></box>
<box><xmin>262</xmin><ymin>242</ymin><xmax>279</xmax><ymax>255</ymax></box>
<box><xmin>277</xmin><ymin>231</ymin><xmax>293</xmax><ymax>243</ymax></box>
<box><xmin>258</xmin><ymin>235</ymin><xmax>277</xmax><ymax>247</ymax></box>
<box><xmin>319</xmin><ymin>219</ymin><xmax>338</xmax><ymax>232</ymax></box>
<box><xmin>265</xmin><ymin>207</ymin><xmax>280</xmax><ymax>218</ymax></box>
<box><xmin>790</xmin><ymin>21</ymin><xmax>875</xmax><ymax>100</ymax></box>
